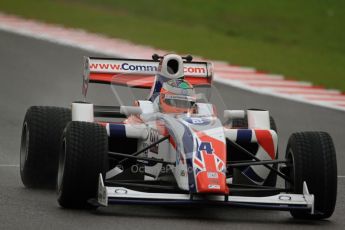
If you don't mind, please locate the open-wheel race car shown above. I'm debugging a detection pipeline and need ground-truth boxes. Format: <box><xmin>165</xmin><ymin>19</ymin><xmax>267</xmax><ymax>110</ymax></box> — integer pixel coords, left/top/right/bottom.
<box><xmin>20</xmin><ymin>54</ymin><xmax>337</xmax><ymax>219</ymax></box>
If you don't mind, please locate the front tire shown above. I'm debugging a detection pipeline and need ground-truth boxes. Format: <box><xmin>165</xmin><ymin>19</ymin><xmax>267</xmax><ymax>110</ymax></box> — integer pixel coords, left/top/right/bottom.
<box><xmin>57</xmin><ymin>121</ymin><xmax>108</xmax><ymax>209</ymax></box>
<box><xmin>20</xmin><ymin>106</ymin><xmax>71</xmax><ymax>188</ymax></box>
<box><xmin>285</xmin><ymin>132</ymin><xmax>337</xmax><ymax>219</ymax></box>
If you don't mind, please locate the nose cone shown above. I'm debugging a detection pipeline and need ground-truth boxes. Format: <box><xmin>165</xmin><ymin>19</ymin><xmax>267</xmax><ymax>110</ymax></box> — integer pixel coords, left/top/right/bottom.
<box><xmin>158</xmin><ymin>54</ymin><xmax>184</xmax><ymax>79</ymax></box>
<box><xmin>194</xmin><ymin>149</ymin><xmax>228</xmax><ymax>194</ymax></box>
<box><xmin>191</xmin><ymin>129</ymin><xmax>228</xmax><ymax>194</ymax></box>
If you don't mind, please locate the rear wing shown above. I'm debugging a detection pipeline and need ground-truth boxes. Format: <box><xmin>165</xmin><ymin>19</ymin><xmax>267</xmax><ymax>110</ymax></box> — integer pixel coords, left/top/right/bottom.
<box><xmin>83</xmin><ymin>57</ymin><xmax>213</xmax><ymax>96</ymax></box>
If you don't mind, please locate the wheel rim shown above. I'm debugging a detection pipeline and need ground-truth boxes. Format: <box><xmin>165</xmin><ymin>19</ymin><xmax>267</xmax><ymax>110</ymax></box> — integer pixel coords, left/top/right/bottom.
<box><xmin>57</xmin><ymin>137</ymin><xmax>66</xmax><ymax>195</ymax></box>
<box><xmin>20</xmin><ymin>123</ymin><xmax>29</xmax><ymax>171</ymax></box>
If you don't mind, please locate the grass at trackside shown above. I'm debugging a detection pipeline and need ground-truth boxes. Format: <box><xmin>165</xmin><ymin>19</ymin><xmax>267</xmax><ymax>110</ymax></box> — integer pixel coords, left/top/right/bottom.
<box><xmin>1</xmin><ymin>0</ymin><xmax>345</xmax><ymax>91</ymax></box>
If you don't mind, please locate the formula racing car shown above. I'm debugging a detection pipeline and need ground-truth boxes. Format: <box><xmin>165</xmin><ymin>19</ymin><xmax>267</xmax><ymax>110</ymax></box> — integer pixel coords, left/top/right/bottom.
<box><xmin>20</xmin><ymin>53</ymin><xmax>337</xmax><ymax>219</ymax></box>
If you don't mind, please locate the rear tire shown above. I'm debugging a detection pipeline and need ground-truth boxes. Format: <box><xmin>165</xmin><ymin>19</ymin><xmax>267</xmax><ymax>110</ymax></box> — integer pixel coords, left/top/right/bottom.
<box><xmin>57</xmin><ymin>121</ymin><xmax>108</xmax><ymax>209</ymax></box>
<box><xmin>285</xmin><ymin>132</ymin><xmax>337</xmax><ymax>219</ymax></box>
<box><xmin>20</xmin><ymin>106</ymin><xmax>71</xmax><ymax>188</ymax></box>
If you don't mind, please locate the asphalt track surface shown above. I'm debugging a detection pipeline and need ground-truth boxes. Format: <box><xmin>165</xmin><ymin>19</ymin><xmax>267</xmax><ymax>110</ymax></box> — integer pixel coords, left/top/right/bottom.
<box><xmin>0</xmin><ymin>30</ymin><xmax>344</xmax><ymax>230</ymax></box>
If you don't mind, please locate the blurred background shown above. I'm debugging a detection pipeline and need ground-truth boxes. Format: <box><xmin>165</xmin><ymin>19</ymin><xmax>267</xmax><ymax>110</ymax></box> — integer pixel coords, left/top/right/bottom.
<box><xmin>0</xmin><ymin>0</ymin><xmax>344</xmax><ymax>91</ymax></box>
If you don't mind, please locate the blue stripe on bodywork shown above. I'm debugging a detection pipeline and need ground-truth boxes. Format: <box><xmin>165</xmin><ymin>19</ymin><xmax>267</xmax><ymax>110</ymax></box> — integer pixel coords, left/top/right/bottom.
<box><xmin>155</xmin><ymin>116</ymin><xmax>196</xmax><ymax>193</ymax></box>
<box><xmin>242</xmin><ymin>167</ymin><xmax>264</xmax><ymax>183</ymax></box>
<box><xmin>181</xmin><ymin>123</ymin><xmax>197</xmax><ymax>193</ymax></box>
<box><xmin>236</xmin><ymin>129</ymin><xmax>252</xmax><ymax>143</ymax></box>
<box><xmin>149</xmin><ymin>74</ymin><xmax>169</xmax><ymax>101</ymax></box>
<box><xmin>236</xmin><ymin>129</ymin><xmax>264</xmax><ymax>183</ymax></box>
<box><xmin>109</xmin><ymin>124</ymin><xmax>126</xmax><ymax>138</ymax></box>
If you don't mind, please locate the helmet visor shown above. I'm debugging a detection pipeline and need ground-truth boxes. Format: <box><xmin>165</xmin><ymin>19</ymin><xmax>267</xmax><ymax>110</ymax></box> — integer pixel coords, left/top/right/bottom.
<box><xmin>163</xmin><ymin>94</ymin><xmax>196</xmax><ymax>109</ymax></box>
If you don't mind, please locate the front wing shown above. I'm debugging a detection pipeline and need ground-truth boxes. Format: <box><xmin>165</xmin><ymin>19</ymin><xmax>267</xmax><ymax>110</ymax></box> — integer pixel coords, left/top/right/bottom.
<box><xmin>96</xmin><ymin>175</ymin><xmax>315</xmax><ymax>213</ymax></box>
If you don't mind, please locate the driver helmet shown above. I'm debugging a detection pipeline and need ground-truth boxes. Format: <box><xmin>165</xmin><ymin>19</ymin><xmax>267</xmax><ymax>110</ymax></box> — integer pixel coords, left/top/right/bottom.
<box><xmin>159</xmin><ymin>79</ymin><xmax>196</xmax><ymax>113</ymax></box>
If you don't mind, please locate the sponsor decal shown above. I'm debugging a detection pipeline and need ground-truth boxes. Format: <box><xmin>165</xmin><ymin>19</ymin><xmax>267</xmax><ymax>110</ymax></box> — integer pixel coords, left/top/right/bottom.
<box><xmin>89</xmin><ymin>60</ymin><xmax>207</xmax><ymax>76</ymax></box>
<box><xmin>90</xmin><ymin>62</ymin><xmax>157</xmax><ymax>72</ymax></box>
<box><xmin>149</xmin><ymin>129</ymin><xmax>159</xmax><ymax>154</ymax></box>
<box><xmin>183</xmin><ymin>66</ymin><xmax>206</xmax><ymax>74</ymax></box>
<box><xmin>114</xmin><ymin>188</ymin><xmax>128</xmax><ymax>194</ymax></box>
<box><xmin>122</xmin><ymin>63</ymin><xmax>157</xmax><ymax>72</ymax></box>
<box><xmin>184</xmin><ymin>117</ymin><xmax>210</xmax><ymax>125</ymax></box>
<box><xmin>207</xmin><ymin>172</ymin><xmax>218</xmax><ymax>179</ymax></box>
<box><xmin>279</xmin><ymin>195</ymin><xmax>292</xmax><ymax>201</ymax></box>
<box><xmin>208</xmin><ymin>184</ymin><xmax>220</xmax><ymax>189</ymax></box>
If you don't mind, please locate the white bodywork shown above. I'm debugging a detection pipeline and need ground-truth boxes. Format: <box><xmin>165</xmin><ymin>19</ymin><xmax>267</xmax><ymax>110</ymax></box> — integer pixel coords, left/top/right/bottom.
<box><xmin>247</xmin><ymin>109</ymin><xmax>270</xmax><ymax>129</ymax></box>
<box><xmin>71</xmin><ymin>102</ymin><xmax>94</xmax><ymax>122</ymax></box>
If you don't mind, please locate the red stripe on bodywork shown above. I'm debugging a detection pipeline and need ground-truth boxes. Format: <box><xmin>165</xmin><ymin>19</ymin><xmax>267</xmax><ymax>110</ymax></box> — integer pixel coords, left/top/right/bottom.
<box><xmin>90</xmin><ymin>73</ymin><xmax>154</xmax><ymax>88</ymax></box>
<box><xmin>193</xmin><ymin>158</ymin><xmax>204</xmax><ymax>169</ymax></box>
<box><xmin>254</xmin><ymin>130</ymin><xmax>275</xmax><ymax>159</ymax></box>
<box><xmin>90</xmin><ymin>73</ymin><xmax>210</xmax><ymax>88</ymax></box>
<box><xmin>169</xmin><ymin>136</ymin><xmax>176</xmax><ymax>149</ymax></box>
